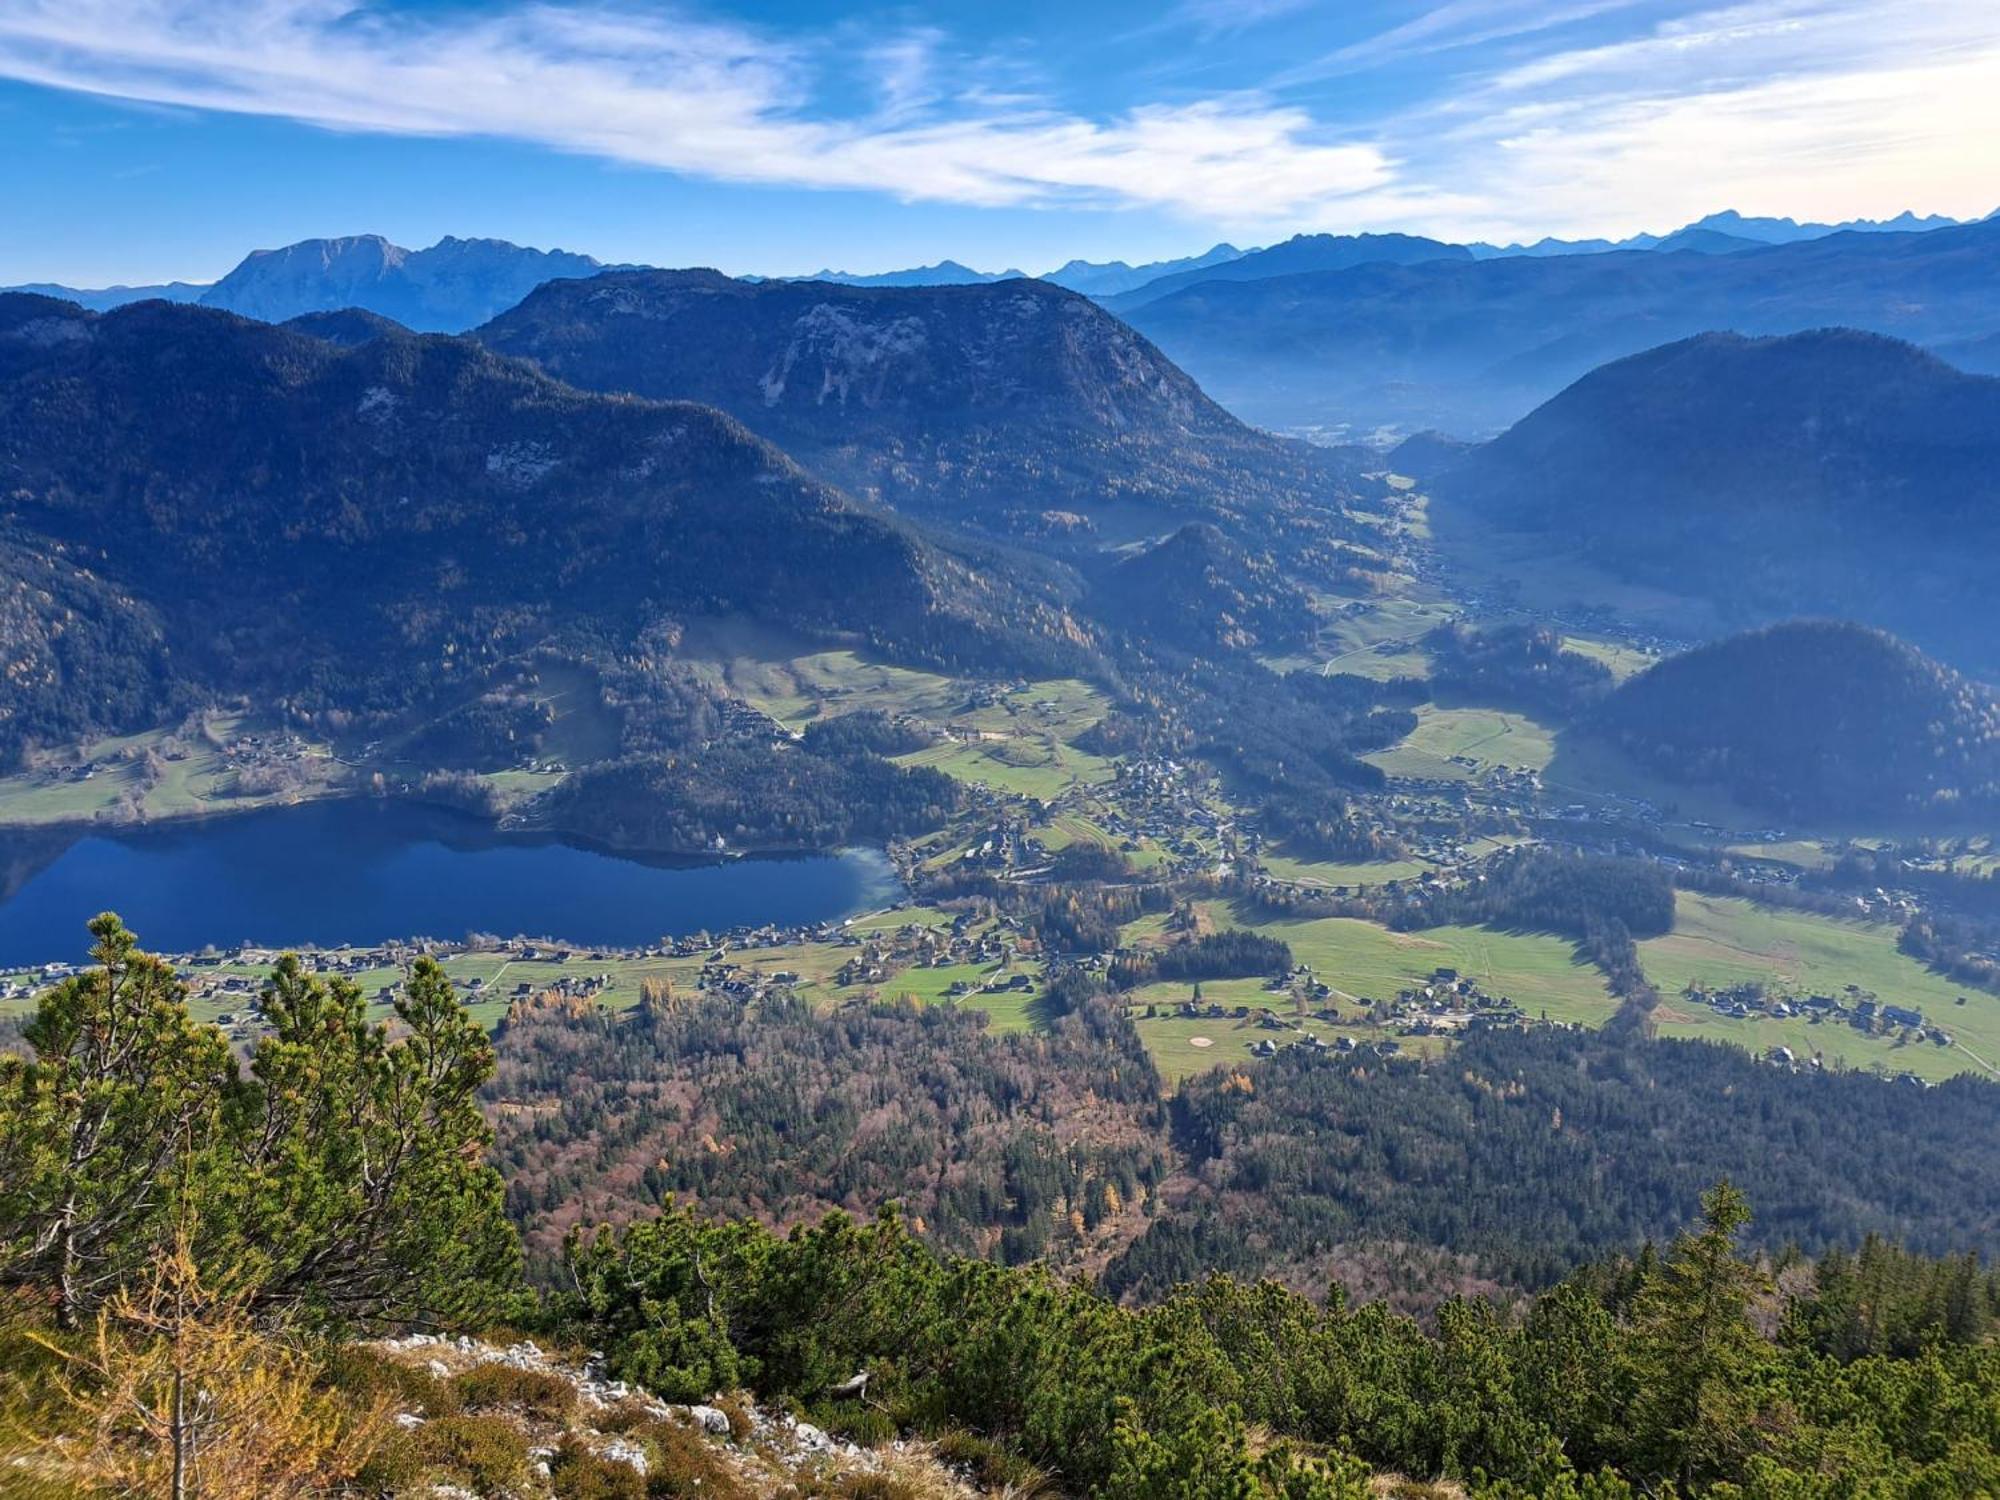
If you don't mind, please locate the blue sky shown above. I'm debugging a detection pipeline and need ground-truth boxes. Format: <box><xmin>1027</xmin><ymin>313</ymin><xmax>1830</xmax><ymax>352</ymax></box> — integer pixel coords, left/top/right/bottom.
<box><xmin>3</xmin><ymin>0</ymin><xmax>1997</xmax><ymax>286</ymax></box>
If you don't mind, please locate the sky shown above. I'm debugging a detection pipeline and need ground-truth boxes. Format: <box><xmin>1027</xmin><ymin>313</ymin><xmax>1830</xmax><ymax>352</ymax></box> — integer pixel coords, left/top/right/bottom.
<box><xmin>2</xmin><ymin>0</ymin><xmax>1998</xmax><ymax>286</ymax></box>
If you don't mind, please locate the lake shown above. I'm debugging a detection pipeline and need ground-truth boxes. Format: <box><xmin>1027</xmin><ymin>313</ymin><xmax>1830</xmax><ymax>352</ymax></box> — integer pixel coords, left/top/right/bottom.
<box><xmin>0</xmin><ymin>800</ymin><xmax>902</xmax><ymax>967</ymax></box>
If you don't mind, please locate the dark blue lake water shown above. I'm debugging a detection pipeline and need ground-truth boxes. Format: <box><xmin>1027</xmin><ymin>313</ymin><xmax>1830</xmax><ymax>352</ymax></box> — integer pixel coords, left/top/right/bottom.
<box><xmin>0</xmin><ymin>800</ymin><xmax>900</xmax><ymax>966</ymax></box>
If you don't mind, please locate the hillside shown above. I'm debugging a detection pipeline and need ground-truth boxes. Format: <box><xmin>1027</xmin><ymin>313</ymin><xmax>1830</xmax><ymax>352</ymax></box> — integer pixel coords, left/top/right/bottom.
<box><xmin>475</xmin><ymin>269</ymin><xmax>1367</xmax><ymax>557</ymax></box>
<box><xmin>1124</xmin><ymin>218</ymin><xmax>2000</xmax><ymax>434</ymax></box>
<box><xmin>1104</xmin><ymin>230</ymin><xmax>1471</xmax><ymax>310</ymax></box>
<box><xmin>0</xmin><ymin>293</ymin><xmax>1083</xmax><ymax>761</ymax></box>
<box><xmin>1088</xmin><ymin>523</ymin><xmax>1315</xmax><ymax>656</ymax></box>
<box><xmin>1435</xmin><ymin>330</ymin><xmax>2000</xmax><ymax>666</ymax></box>
<box><xmin>281</xmin><ymin>306</ymin><xmax>411</xmax><ymax>346</ymax></box>
<box><xmin>198</xmin><ymin>233</ymin><xmax>610</xmax><ymax>330</ymax></box>
<box><xmin>1580</xmin><ymin>622</ymin><xmax>2000</xmax><ymax>823</ymax></box>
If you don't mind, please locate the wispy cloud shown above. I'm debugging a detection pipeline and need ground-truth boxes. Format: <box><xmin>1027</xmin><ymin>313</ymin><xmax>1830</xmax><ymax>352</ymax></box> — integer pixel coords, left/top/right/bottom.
<box><xmin>1</xmin><ymin>0</ymin><xmax>1993</xmax><ymax>247</ymax></box>
<box><xmin>0</xmin><ymin>0</ymin><xmax>1393</xmax><ymax>219</ymax></box>
<box><xmin>1279</xmin><ymin>0</ymin><xmax>1654</xmax><ymax>81</ymax></box>
<box><xmin>1401</xmin><ymin>0</ymin><xmax>2000</xmax><ymax>238</ymax></box>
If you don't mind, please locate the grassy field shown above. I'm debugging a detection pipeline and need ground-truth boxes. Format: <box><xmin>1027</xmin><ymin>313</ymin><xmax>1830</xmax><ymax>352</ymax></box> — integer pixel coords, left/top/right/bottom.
<box><xmin>1256</xmin><ymin>853</ymin><xmax>1433</xmax><ymax>888</ymax></box>
<box><xmin>1364</xmin><ymin>705</ymin><xmax>1558</xmax><ymax>782</ymax></box>
<box><xmin>893</xmin><ymin>679</ymin><xmax>1115</xmax><ymax>798</ymax></box>
<box><xmin>1286</xmin><ymin>594</ymin><xmax>1453</xmax><ymax>683</ymax></box>
<box><xmin>1639</xmin><ymin>893</ymin><xmax>2000</xmax><ymax>1081</ymax></box>
<box><xmin>1124</xmin><ymin>901</ymin><xmax>1619</xmax><ymax>1027</ymax></box>
<box><xmin>1560</xmin><ymin>635</ymin><xmax>1662</xmax><ymax>682</ymax></box>
<box><xmin>0</xmin><ymin>716</ymin><xmax>346</xmax><ymax>829</ymax></box>
<box><xmin>674</xmin><ymin>616</ymin><xmax>966</xmax><ymax>729</ymax></box>
<box><xmin>1125</xmin><ymin>1001</ymin><xmax>1450</xmax><ymax>1083</ymax></box>
<box><xmin>1721</xmin><ymin>840</ymin><xmax>1840</xmax><ymax>871</ymax></box>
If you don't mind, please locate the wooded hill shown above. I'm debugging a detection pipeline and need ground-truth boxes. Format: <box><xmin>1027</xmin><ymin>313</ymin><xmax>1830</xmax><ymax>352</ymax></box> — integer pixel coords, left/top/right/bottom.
<box><xmin>1582</xmin><ymin>621</ymin><xmax>2000</xmax><ymax>822</ymax></box>
<box><xmin>1436</xmin><ymin>330</ymin><xmax>2000</xmax><ymax>669</ymax></box>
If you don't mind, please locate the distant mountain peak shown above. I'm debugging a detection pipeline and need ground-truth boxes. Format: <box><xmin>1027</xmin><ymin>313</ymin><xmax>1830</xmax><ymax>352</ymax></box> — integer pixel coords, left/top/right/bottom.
<box><xmin>195</xmin><ymin>233</ymin><xmax>617</xmax><ymax>331</ymax></box>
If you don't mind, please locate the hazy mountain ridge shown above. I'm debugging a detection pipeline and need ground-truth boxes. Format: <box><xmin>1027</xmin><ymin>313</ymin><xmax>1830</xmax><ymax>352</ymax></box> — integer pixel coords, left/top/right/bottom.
<box><xmin>1104</xmin><ymin>231</ymin><xmax>1472</xmax><ymax>310</ymax></box>
<box><xmin>1042</xmin><ymin>243</ymin><xmax>1245</xmax><ymax>296</ymax></box>
<box><xmin>473</xmin><ymin>268</ymin><xmax>1369</xmax><ymax>562</ymax></box>
<box><xmin>1123</xmin><ymin>218</ymin><xmax>2000</xmax><ymax>435</ymax></box>
<box><xmin>1435</xmin><ymin>328</ymin><xmax>2000</xmax><ymax>667</ymax></box>
<box><xmin>792</xmin><ymin>259</ymin><xmax>1027</xmax><ymax>287</ymax></box>
<box><xmin>0</xmin><ymin>279</ymin><xmax>208</xmax><ymax>310</ymax></box>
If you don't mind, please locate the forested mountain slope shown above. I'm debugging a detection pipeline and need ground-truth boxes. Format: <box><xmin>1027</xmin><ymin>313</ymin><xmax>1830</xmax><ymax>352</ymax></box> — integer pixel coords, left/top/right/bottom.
<box><xmin>1581</xmin><ymin>622</ymin><xmax>2000</xmax><ymax>822</ymax></box>
<box><xmin>1436</xmin><ymin>331</ymin><xmax>2000</xmax><ymax>667</ymax></box>
<box><xmin>0</xmin><ymin>293</ymin><xmax>1085</xmax><ymax>762</ymax></box>
<box><xmin>474</xmin><ymin>270</ymin><xmax>1366</xmax><ymax>560</ymax></box>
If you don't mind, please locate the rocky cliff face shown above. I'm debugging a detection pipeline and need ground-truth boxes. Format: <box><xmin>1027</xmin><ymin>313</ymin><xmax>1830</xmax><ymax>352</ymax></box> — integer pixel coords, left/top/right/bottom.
<box><xmin>476</xmin><ymin>269</ymin><xmax>1365</xmax><ymax>555</ymax></box>
<box><xmin>199</xmin><ymin>234</ymin><xmax>609</xmax><ymax>330</ymax></box>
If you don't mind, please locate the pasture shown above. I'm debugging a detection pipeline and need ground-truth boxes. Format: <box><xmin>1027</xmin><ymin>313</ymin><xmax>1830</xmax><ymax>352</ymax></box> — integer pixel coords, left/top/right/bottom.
<box><xmin>1364</xmin><ymin>705</ymin><xmax>1557</xmax><ymax>781</ymax></box>
<box><xmin>1639</xmin><ymin>892</ymin><xmax>2000</xmax><ymax>1082</ymax></box>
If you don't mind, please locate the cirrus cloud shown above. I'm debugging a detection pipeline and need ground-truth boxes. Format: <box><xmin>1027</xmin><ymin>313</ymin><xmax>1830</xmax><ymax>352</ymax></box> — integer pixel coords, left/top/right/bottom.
<box><xmin>0</xmin><ymin>0</ymin><xmax>1395</xmax><ymax>219</ymax></box>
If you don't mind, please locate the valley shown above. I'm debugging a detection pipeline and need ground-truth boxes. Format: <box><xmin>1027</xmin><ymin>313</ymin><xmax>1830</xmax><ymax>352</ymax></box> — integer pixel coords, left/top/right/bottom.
<box><xmin>9</xmin><ymin>0</ymin><xmax>2000</xmax><ymax>1488</ymax></box>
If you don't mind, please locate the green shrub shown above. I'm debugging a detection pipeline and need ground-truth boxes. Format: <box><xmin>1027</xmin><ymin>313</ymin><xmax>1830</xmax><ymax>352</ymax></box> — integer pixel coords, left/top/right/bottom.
<box><xmin>550</xmin><ymin>1436</ymin><xmax>647</xmax><ymax>1500</ymax></box>
<box><xmin>454</xmin><ymin>1360</ymin><xmax>578</xmax><ymax>1420</ymax></box>
<box><xmin>415</xmin><ymin>1411</ymin><xmax>533</xmax><ymax>1492</ymax></box>
<box><xmin>319</xmin><ymin>1345</ymin><xmax>462</xmax><ymax>1418</ymax></box>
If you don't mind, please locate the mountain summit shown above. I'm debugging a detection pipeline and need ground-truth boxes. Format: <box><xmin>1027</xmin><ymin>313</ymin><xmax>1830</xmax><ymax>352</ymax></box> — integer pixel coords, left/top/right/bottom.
<box><xmin>197</xmin><ymin>234</ymin><xmax>611</xmax><ymax>331</ymax></box>
<box><xmin>474</xmin><ymin>269</ymin><xmax>1364</xmax><ymax>556</ymax></box>
<box><xmin>1437</xmin><ymin>328</ymin><xmax>2000</xmax><ymax>667</ymax></box>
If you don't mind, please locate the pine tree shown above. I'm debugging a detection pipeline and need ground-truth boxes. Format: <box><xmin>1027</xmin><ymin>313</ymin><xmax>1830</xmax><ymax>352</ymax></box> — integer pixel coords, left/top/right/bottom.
<box><xmin>1625</xmin><ymin>1180</ymin><xmax>1772</xmax><ymax>1491</ymax></box>
<box><xmin>0</xmin><ymin>914</ymin><xmax>234</xmax><ymax>1327</ymax></box>
<box><xmin>211</xmin><ymin>953</ymin><xmax>520</xmax><ymax>1330</ymax></box>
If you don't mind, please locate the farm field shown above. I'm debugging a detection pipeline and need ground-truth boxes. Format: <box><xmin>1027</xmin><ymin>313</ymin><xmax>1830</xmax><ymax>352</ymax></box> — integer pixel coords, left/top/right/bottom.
<box><xmin>1559</xmin><ymin>635</ymin><xmax>1661</xmax><ymax>682</ymax></box>
<box><xmin>1126</xmin><ymin>902</ymin><xmax>1619</xmax><ymax>1028</ymax></box>
<box><xmin>1364</xmin><ymin>705</ymin><xmax>1557</xmax><ymax>781</ymax></box>
<box><xmin>1290</xmin><ymin>594</ymin><xmax>1453</xmax><ymax>682</ymax></box>
<box><xmin>1125</xmin><ymin>1001</ymin><xmax>1448</xmax><ymax>1083</ymax></box>
<box><xmin>1256</xmin><ymin>853</ymin><xmax>1432</xmax><ymax>888</ymax></box>
<box><xmin>673</xmin><ymin>616</ymin><xmax>963</xmax><ymax>729</ymax></box>
<box><xmin>893</xmin><ymin>679</ymin><xmax>1115</xmax><ymax>797</ymax></box>
<box><xmin>1639</xmin><ymin>893</ymin><xmax>2000</xmax><ymax>1082</ymax></box>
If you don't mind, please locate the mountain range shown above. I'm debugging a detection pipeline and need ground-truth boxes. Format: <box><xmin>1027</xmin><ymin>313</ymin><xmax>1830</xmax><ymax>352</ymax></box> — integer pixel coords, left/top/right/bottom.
<box><xmin>473</xmin><ymin>269</ymin><xmax>1369</xmax><ymax>561</ymax></box>
<box><xmin>5</xmin><ymin>235</ymin><xmax>613</xmax><ymax>333</ymax></box>
<box><xmin>1467</xmin><ymin>208</ymin><xmax>1975</xmax><ymax>259</ymax></box>
<box><xmin>15</xmin><ymin>208</ymin><xmax>1981</xmax><ymax>342</ymax></box>
<box><xmin>197</xmin><ymin>234</ymin><xmax>612</xmax><ymax>330</ymax></box>
<box><xmin>1104</xmin><ymin>232</ymin><xmax>1472</xmax><ymax>311</ymax></box>
<box><xmin>792</xmin><ymin>259</ymin><xmax>1027</xmax><ymax>288</ymax></box>
<box><xmin>1432</xmin><ymin>328</ymin><xmax>2000</xmax><ymax>668</ymax></box>
<box><xmin>0</xmin><ymin>292</ymin><xmax>1085</xmax><ymax>763</ymax></box>
<box><xmin>1042</xmin><ymin>243</ymin><xmax>1244</xmax><ymax>297</ymax></box>
<box><xmin>1123</xmin><ymin>218</ymin><xmax>2000</xmax><ymax>436</ymax></box>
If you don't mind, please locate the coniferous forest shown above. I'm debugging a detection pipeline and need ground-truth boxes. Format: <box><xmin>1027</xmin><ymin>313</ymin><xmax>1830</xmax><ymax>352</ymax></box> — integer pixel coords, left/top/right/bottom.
<box><xmin>4</xmin><ymin>920</ymin><xmax>1999</xmax><ymax>1497</ymax></box>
